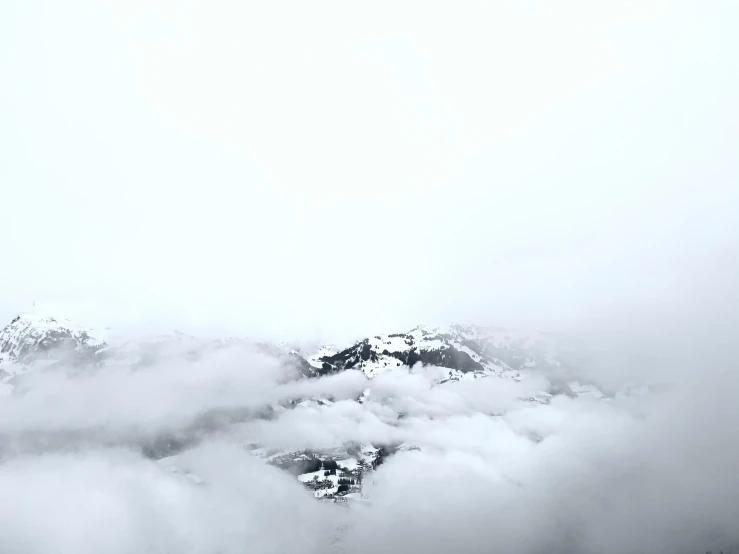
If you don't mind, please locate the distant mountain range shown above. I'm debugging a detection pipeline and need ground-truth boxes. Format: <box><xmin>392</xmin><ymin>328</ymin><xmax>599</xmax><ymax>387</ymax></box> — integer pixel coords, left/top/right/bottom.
<box><xmin>0</xmin><ymin>313</ymin><xmax>594</xmax><ymax>389</ymax></box>
<box><xmin>0</xmin><ymin>313</ymin><xmax>306</xmax><ymax>380</ymax></box>
<box><xmin>0</xmin><ymin>313</ymin><xmax>624</xmax><ymax>502</ymax></box>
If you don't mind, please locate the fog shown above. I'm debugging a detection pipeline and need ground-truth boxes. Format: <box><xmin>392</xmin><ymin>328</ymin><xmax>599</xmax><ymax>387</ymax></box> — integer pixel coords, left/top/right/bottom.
<box><xmin>1</xmin><ymin>0</ymin><xmax>738</xmax><ymax>339</ymax></box>
<box><xmin>2</xmin><ymin>0</ymin><xmax>739</xmax><ymax>552</ymax></box>
<box><xmin>1</xmin><ymin>299</ymin><xmax>738</xmax><ymax>553</ymax></box>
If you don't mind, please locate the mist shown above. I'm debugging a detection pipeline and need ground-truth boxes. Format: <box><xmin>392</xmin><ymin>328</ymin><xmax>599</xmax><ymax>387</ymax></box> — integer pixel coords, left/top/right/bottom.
<box><xmin>1</xmin><ymin>0</ymin><xmax>737</xmax><ymax>339</ymax></box>
<box><xmin>2</xmin><ymin>0</ymin><xmax>738</xmax><ymax>552</ymax></box>
<box><xmin>1</xmin><ymin>303</ymin><xmax>738</xmax><ymax>553</ymax></box>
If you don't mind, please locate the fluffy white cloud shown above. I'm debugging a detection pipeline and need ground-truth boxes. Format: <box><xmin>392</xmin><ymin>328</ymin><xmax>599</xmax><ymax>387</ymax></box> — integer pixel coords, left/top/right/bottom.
<box><xmin>2</xmin><ymin>334</ymin><xmax>736</xmax><ymax>553</ymax></box>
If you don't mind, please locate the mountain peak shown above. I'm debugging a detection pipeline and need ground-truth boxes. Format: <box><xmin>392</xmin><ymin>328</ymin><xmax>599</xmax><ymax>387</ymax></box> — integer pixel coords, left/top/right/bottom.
<box><xmin>0</xmin><ymin>313</ymin><xmax>108</xmax><ymax>378</ymax></box>
<box><xmin>305</xmin><ymin>324</ymin><xmax>525</xmax><ymax>381</ymax></box>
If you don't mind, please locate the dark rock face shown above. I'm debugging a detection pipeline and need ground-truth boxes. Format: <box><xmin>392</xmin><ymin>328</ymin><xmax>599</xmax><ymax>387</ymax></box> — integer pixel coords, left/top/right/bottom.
<box><xmin>318</xmin><ymin>339</ymin><xmax>376</xmax><ymax>374</ymax></box>
<box><xmin>401</xmin><ymin>346</ymin><xmax>484</xmax><ymax>373</ymax></box>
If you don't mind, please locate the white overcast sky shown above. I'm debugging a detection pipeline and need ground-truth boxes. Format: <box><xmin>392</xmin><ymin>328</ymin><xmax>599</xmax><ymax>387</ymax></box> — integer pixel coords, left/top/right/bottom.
<box><xmin>1</xmin><ymin>0</ymin><xmax>737</xmax><ymax>341</ymax></box>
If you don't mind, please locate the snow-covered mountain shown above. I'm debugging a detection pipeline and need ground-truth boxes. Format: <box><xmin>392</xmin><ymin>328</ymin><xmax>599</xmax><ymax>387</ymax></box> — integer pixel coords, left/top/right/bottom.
<box><xmin>0</xmin><ymin>313</ymin><xmax>609</xmax><ymax>503</ymax></box>
<box><xmin>302</xmin><ymin>323</ymin><xmax>569</xmax><ymax>382</ymax></box>
<box><xmin>1</xmin><ymin>315</ymin><xmax>543</xmax><ymax>382</ymax></box>
<box><xmin>0</xmin><ymin>313</ymin><xmax>311</xmax><ymax>381</ymax></box>
<box><xmin>0</xmin><ymin>314</ymin><xmax>107</xmax><ymax>379</ymax></box>
<box><xmin>0</xmin><ymin>314</ymin><xmax>603</xmax><ymax>396</ymax></box>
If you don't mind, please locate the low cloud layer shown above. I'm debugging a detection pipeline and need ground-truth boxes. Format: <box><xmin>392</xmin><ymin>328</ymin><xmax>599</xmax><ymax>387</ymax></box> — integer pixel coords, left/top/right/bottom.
<box><xmin>1</xmin><ymin>330</ymin><xmax>737</xmax><ymax>554</ymax></box>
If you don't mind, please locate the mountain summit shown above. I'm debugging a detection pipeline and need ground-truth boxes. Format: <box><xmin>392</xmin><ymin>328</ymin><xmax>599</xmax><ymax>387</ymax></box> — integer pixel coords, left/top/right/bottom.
<box><xmin>303</xmin><ymin>323</ymin><xmax>565</xmax><ymax>383</ymax></box>
<box><xmin>0</xmin><ymin>313</ymin><xmax>107</xmax><ymax>379</ymax></box>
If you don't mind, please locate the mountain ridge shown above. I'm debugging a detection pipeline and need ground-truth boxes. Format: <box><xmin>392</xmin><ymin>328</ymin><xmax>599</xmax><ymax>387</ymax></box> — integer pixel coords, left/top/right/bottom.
<box><xmin>1</xmin><ymin>314</ymin><xmax>566</xmax><ymax>383</ymax></box>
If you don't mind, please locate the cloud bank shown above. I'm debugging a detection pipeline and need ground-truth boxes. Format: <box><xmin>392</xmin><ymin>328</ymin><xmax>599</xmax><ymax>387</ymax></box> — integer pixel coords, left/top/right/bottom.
<box><xmin>0</xmin><ymin>331</ymin><xmax>737</xmax><ymax>554</ymax></box>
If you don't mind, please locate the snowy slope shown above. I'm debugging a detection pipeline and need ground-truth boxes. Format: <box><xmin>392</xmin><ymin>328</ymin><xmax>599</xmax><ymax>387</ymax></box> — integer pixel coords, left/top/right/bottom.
<box><xmin>0</xmin><ymin>313</ymin><xmax>314</xmax><ymax>372</ymax></box>
<box><xmin>307</xmin><ymin>325</ymin><xmax>523</xmax><ymax>381</ymax></box>
<box><xmin>0</xmin><ymin>314</ymin><xmax>107</xmax><ymax>378</ymax></box>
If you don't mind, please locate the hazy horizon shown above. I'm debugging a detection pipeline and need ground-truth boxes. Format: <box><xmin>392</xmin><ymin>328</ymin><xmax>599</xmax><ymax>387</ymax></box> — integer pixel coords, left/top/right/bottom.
<box><xmin>2</xmin><ymin>0</ymin><xmax>737</xmax><ymax>341</ymax></box>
